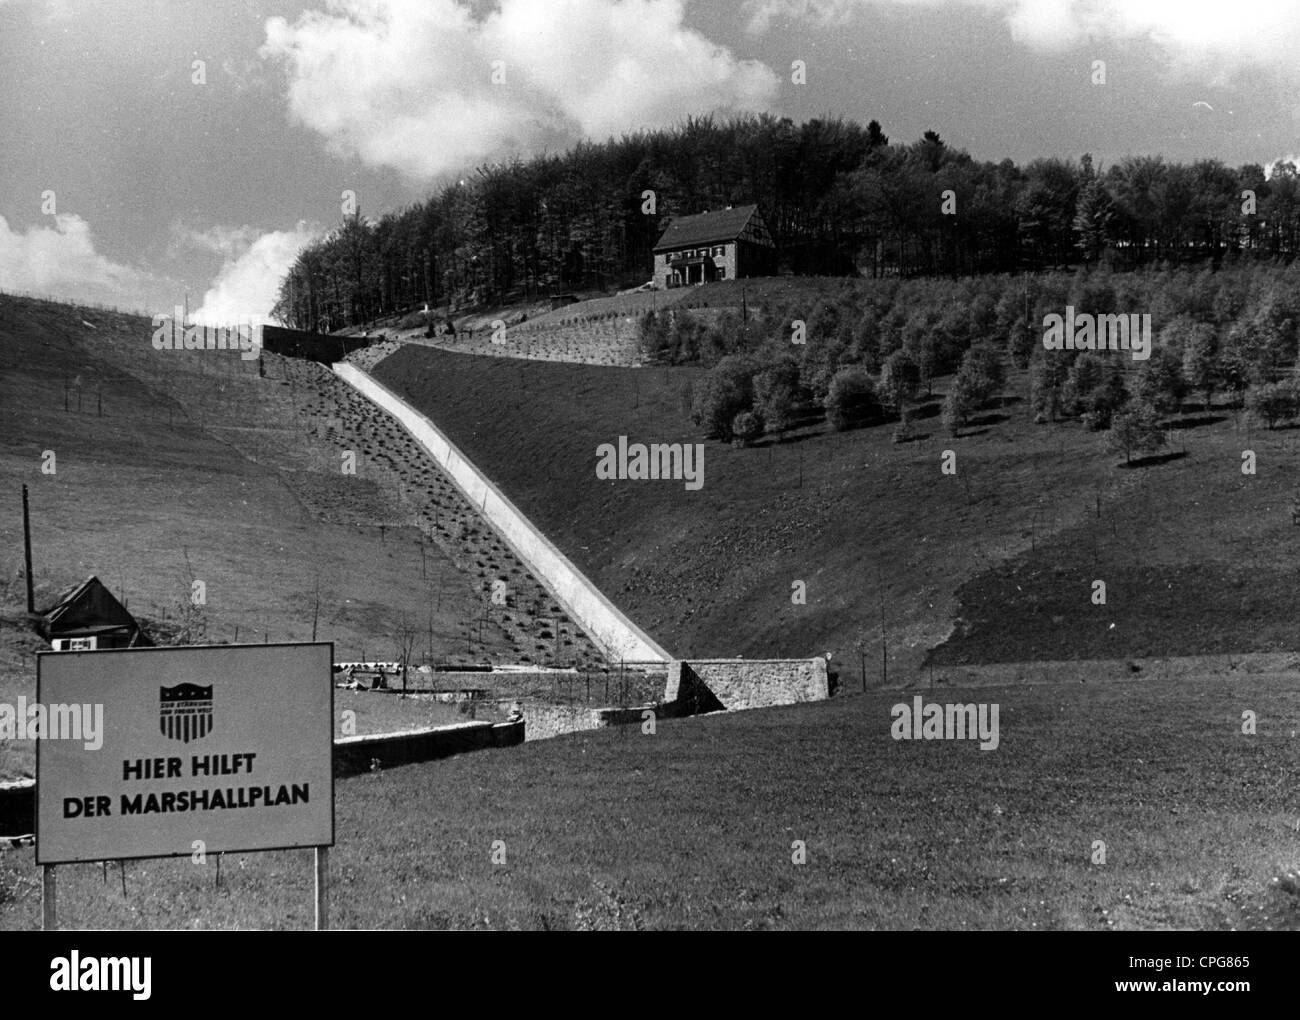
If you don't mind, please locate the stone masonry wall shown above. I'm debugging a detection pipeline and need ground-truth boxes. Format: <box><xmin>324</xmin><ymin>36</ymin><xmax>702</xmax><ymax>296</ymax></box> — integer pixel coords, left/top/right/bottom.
<box><xmin>665</xmin><ymin>658</ymin><xmax>829</xmax><ymax>711</ymax></box>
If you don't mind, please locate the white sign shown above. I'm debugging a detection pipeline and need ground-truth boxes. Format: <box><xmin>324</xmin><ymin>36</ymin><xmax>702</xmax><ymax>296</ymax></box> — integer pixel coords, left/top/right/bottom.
<box><xmin>37</xmin><ymin>642</ymin><xmax>334</xmax><ymax>865</ymax></box>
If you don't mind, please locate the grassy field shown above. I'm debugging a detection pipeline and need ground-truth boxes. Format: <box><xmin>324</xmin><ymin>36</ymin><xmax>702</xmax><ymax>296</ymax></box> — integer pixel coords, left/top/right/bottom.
<box><xmin>2</xmin><ymin>673</ymin><xmax>1296</xmax><ymax>929</ymax></box>
<box><xmin>371</xmin><ymin>338</ymin><xmax>1300</xmax><ymax>675</ymax></box>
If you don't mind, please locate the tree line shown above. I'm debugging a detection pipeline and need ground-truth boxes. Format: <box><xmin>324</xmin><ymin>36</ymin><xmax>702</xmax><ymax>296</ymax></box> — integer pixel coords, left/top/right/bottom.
<box><xmin>271</xmin><ymin>114</ymin><xmax>1300</xmax><ymax>332</ymax></box>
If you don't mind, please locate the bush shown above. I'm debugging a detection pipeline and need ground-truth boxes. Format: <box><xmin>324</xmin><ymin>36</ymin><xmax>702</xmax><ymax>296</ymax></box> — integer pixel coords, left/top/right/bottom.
<box><xmin>637</xmin><ymin>310</ymin><xmax>670</xmax><ymax>359</ymax></box>
<box><xmin>690</xmin><ymin>356</ymin><xmax>756</xmax><ymax>441</ymax></box>
<box><xmin>1007</xmin><ymin>319</ymin><xmax>1035</xmax><ymax>369</ymax></box>
<box><xmin>669</xmin><ymin>313</ymin><xmax>706</xmax><ymax>364</ymax></box>
<box><xmin>963</xmin><ymin>343</ymin><xmax>1005</xmax><ymax>400</ymax></box>
<box><xmin>1180</xmin><ymin>323</ymin><xmax>1218</xmax><ymax>408</ymax></box>
<box><xmin>891</xmin><ymin>408</ymin><xmax>917</xmax><ymax>444</ymax></box>
<box><xmin>799</xmin><ymin>330</ymin><xmax>849</xmax><ymax>402</ymax></box>
<box><xmin>1029</xmin><ymin>354</ymin><xmax>1066</xmax><ymax>423</ymax></box>
<box><xmin>753</xmin><ymin>359</ymin><xmax>801</xmax><ymax>434</ymax></box>
<box><xmin>1063</xmin><ymin>353</ymin><xmax>1126</xmax><ymax>426</ymax></box>
<box><xmin>1062</xmin><ymin>352</ymin><xmax>1107</xmax><ymax>416</ymax></box>
<box><xmin>879</xmin><ymin>349</ymin><xmax>921</xmax><ymax>414</ymax></box>
<box><xmin>1246</xmin><ymin>381</ymin><xmax>1300</xmax><ymax>429</ymax></box>
<box><xmin>731</xmin><ymin>410</ymin><xmax>763</xmax><ymax>447</ymax></box>
<box><xmin>1083</xmin><ymin>372</ymin><xmax>1128</xmax><ymax>429</ymax></box>
<box><xmin>1107</xmin><ymin>401</ymin><xmax>1167</xmax><ymax>463</ymax></box>
<box><xmin>824</xmin><ymin>365</ymin><xmax>881</xmax><ymax>431</ymax></box>
<box><xmin>1218</xmin><ymin>344</ymin><xmax>1253</xmax><ymax>407</ymax></box>
<box><xmin>941</xmin><ymin>384</ymin><xmax>973</xmax><ymax>436</ymax></box>
<box><xmin>1232</xmin><ymin>317</ymin><xmax>1289</xmax><ymax>384</ymax></box>
<box><xmin>1134</xmin><ymin>344</ymin><xmax>1187</xmax><ymax>415</ymax></box>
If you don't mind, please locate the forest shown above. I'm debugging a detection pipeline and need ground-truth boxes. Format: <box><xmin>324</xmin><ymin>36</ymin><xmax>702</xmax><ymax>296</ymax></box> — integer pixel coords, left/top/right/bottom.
<box><xmin>270</xmin><ymin>113</ymin><xmax>1300</xmax><ymax>332</ymax></box>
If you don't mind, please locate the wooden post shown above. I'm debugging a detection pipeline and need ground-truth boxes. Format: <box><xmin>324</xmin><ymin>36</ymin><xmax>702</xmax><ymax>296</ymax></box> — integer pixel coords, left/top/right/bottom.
<box><xmin>314</xmin><ymin>846</ymin><xmax>330</xmax><ymax>931</ymax></box>
<box><xmin>42</xmin><ymin>865</ymin><xmax>56</xmax><ymax>930</ymax></box>
<box><xmin>22</xmin><ymin>484</ymin><xmax>34</xmax><ymax>613</ymax></box>
<box><xmin>878</xmin><ymin>569</ymin><xmax>888</xmax><ymax>688</ymax></box>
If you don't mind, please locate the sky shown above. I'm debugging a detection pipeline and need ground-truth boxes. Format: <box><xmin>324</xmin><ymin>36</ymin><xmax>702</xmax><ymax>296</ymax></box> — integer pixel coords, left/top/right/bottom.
<box><xmin>2</xmin><ymin>0</ymin><xmax>1299</xmax><ymax>323</ymax></box>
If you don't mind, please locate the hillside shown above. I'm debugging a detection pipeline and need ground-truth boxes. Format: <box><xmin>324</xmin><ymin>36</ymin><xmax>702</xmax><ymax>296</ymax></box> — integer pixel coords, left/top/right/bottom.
<box><xmin>0</xmin><ymin>294</ymin><xmax>611</xmax><ymax>779</ymax></box>
<box><xmin>371</xmin><ymin>339</ymin><xmax>1300</xmax><ymax>674</ymax></box>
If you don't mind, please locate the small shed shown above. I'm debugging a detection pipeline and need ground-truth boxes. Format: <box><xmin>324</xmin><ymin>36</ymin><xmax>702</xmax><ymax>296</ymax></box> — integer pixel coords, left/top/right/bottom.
<box><xmin>39</xmin><ymin>576</ymin><xmax>151</xmax><ymax>650</ymax></box>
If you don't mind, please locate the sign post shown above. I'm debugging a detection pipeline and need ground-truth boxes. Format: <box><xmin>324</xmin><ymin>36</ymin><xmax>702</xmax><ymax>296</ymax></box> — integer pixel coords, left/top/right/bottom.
<box><xmin>42</xmin><ymin>864</ymin><xmax>55</xmax><ymax>931</ymax></box>
<box><xmin>36</xmin><ymin>642</ymin><xmax>334</xmax><ymax>929</ymax></box>
<box><xmin>315</xmin><ymin>846</ymin><xmax>329</xmax><ymax>931</ymax></box>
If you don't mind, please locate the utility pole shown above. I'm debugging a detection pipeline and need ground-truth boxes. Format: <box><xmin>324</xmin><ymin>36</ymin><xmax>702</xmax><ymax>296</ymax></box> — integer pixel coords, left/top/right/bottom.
<box><xmin>879</xmin><ymin>589</ymin><xmax>887</xmax><ymax>687</ymax></box>
<box><xmin>22</xmin><ymin>484</ymin><xmax>35</xmax><ymax>613</ymax></box>
<box><xmin>311</xmin><ymin>580</ymin><xmax>320</xmax><ymax>643</ymax></box>
<box><xmin>877</xmin><ymin>559</ymin><xmax>888</xmax><ymax>688</ymax></box>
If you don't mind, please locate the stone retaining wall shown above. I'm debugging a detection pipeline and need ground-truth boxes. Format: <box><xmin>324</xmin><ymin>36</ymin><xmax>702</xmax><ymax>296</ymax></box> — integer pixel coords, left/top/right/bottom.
<box><xmin>665</xmin><ymin>658</ymin><xmax>830</xmax><ymax>711</ymax></box>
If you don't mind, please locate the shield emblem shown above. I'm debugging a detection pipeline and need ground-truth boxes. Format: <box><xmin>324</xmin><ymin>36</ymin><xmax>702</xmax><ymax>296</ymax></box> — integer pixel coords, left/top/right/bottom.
<box><xmin>160</xmin><ymin>683</ymin><xmax>213</xmax><ymax>743</ymax></box>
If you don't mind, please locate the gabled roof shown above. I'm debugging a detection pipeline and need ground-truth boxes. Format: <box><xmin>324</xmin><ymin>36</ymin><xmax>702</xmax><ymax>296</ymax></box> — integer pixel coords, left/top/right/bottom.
<box><xmin>654</xmin><ymin>204</ymin><xmax>761</xmax><ymax>252</ymax></box>
<box><xmin>40</xmin><ymin>575</ymin><xmax>141</xmax><ymax>637</ymax></box>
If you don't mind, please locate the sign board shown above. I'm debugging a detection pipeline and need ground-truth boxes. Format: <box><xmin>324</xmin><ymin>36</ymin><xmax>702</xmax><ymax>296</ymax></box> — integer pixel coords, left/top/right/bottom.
<box><xmin>36</xmin><ymin>642</ymin><xmax>334</xmax><ymax>865</ymax></box>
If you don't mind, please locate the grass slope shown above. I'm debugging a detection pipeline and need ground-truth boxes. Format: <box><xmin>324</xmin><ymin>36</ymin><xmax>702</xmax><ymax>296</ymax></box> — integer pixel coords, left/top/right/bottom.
<box><xmin>0</xmin><ymin>294</ymin><xmax>601</xmax><ymax>779</ymax></box>
<box><xmin>2</xmin><ymin>675</ymin><xmax>1296</xmax><ymax>929</ymax></box>
<box><xmin>372</xmin><ymin>342</ymin><xmax>1300</xmax><ymax>673</ymax></box>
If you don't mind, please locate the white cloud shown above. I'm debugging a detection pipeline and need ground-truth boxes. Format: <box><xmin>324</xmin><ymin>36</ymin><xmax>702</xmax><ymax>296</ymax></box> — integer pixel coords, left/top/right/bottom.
<box><xmin>191</xmin><ymin>223</ymin><xmax>319</xmax><ymax>326</ymax></box>
<box><xmin>745</xmin><ymin>0</ymin><xmax>1300</xmax><ymax>80</ymax></box>
<box><xmin>1265</xmin><ymin>154</ymin><xmax>1300</xmax><ymax>179</ymax></box>
<box><xmin>0</xmin><ymin>214</ymin><xmax>174</xmax><ymax>313</ymax></box>
<box><xmin>260</xmin><ymin>0</ymin><xmax>779</xmax><ymax>180</ymax></box>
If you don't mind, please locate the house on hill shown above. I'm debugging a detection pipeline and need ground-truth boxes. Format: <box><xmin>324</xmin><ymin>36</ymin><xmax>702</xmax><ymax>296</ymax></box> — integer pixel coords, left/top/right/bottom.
<box><xmin>652</xmin><ymin>204</ymin><xmax>777</xmax><ymax>289</ymax></box>
<box><xmin>38</xmin><ymin>576</ymin><xmax>151</xmax><ymax>650</ymax></box>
